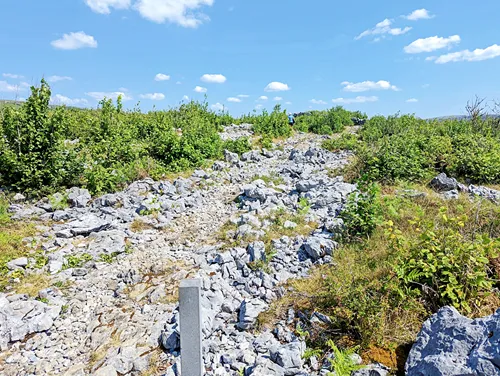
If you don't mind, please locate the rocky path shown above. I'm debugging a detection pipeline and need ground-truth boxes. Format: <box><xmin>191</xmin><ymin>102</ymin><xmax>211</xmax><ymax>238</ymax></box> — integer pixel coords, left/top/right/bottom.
<box><xmin>1</xmin><ymin>126</ymin><xmax>362</xmax><ymax>376</ymax></box>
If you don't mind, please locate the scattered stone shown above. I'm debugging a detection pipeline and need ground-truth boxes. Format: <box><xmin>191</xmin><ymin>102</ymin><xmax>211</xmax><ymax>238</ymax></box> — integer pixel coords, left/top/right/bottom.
<box><xmin>67</xmin><ymin>187</ymin><xmax>91</xmax><ymax>208</ymax></box>
<box><xmin>429</xmin><ymin>173</ymin><xmax>458</xmax><ymax>192</ymax></box>
<box><xmin>13</xmin><ymin>193</ymin><xmax>26</xmax><ymax>203</ymax></box>
<box><xmin>6</xmin><ymin>257</ymin><xmax>28</xmax><ymax>270</ymax></box>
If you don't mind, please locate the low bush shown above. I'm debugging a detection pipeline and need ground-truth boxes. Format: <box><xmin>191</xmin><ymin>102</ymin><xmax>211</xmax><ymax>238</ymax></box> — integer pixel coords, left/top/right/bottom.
<box><xmin>252</xmin><ymin>104</ymin><xmax>291</xmax><ymax>138</ymax></box>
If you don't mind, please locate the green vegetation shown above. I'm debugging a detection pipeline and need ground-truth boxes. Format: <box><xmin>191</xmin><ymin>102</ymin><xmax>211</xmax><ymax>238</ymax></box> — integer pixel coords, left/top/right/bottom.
<box><xmin>63</xmin><ymin>253</ymin><xmax>93</xmax><ymax>269</ymax></box>
<box><xmin>323</xmin><ymin>112</ymin><xmax>500</xmax><ymax>184</ymax></box>
<box><xmin>326</xmin><ymin>341</ymin><xmax>363</xmax><ymax>376</ymax></box>
<box><xmin>295</xmin><ymin>107</ymin><xmax>366</xmax><ymax>135</ymax></box>
<box><xmin>252</xmin><ymin>104</ymin><xmax>291</xmax><ymax>138</ymax></box>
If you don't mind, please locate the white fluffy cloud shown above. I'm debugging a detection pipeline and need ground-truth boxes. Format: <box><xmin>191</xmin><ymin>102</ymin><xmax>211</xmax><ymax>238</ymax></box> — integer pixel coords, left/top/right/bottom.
<box><xmin>285</xmin><ymin>101</ymin><xmax>292</xmax><ymax>105</ymax></box>
<box><xmin>356</xmin><ymin>18</ymin><xmax>411</xmax><ymax>40</ymax></box>
<box><xmin>264</xmin><ymin>82</ymin><xmax>290</xmax><ymax>92</ymax></box>
<box><xmin>406</xmin><ymin>98</ymin><xmax>419</xmax><ymax>103</ymax></box>
<box><xmin>310</xmin><ymin>99</ymin><xmax>327</xmax><ymax>105</ymax></box>
<box><xmin>182</xmin><ymin>95</ymin><xmax>189</xmax><ymax>101</ymax></box>
<box><xmin>258</xmin><ymin>96</ymin><xmax>268</xmax><ymax>101</ymax></box>
<box><xmin>211</xmin><ymin>103</ymin><xmax>224</xmax><ymax>111</ymax></box>
<box><xmin>404</xmin><ymin>9</ymin><xmax>433</xmax><ymax>21</ymax></box>
<box><xmin>341</xmin><ymin>80</ymin><xmax>399</xmax><ymax>92</ymax></box>
<box><xmin>227</xmin><ymin>97</ymin><xmax>241</xmax><ymax>103</ymax></box>
<box><xmin>50</xmin><ymin>94</ymin><xmax>88</xmax><ymax>106</ymax></box>
<box><xmin>140</xmin><ymin>93</ymin><xmax>165</xmax><ymax>100</ymax></box>
<box><xmin>332</xmin><ymin>96</ymin><xmax>378</xmax><ymax>104</ymax></box>
<box><xmin>194</xmin><ymin>86</ymin><xmax>207</xmax><ymax>93</ymax></box>
<box><xmin>51</xmin><ymin>32</ymin><xmax>98</xmax><ymax>50</ymax></box>
<box><xmin>86</xmin><ymin>91</ymin><xmax>132</xmax><ymax>101</ymax></box>
<box><xmin>237</xmin><ymin>94</ymin><xmax>249</xmax><ymax>98</ymax></box>
<box><xmin>155</xmin><ymin>73</ymin><xmax>170</xmax><ymax>81</ymax></box>
<box><xmin>2</xmin><ymin>73</ymin><xmax>23</xmax><ymax>79</ymax></box>
<box><xmin>0</xmin><ymin>81</ymin><xmax>23</xmax><ymax>92</ymax></box>
<box><xmin>273</xmin><ymin>97</ymin><xmax>283</xmax><ymax>101</ymax></box>
<box><xmin>404</xmin><ymin>35</ymin><xmax>460</xmax><ymax>54</ymax></box>
<box><xmin>134</xmin><ymin>0</ymin><xmax>214</xmax><ymax>27</ymax></box>
<box><xmin>47</xmin><ymin>75</ymin><xmax>73</xmax><ymax>83</ymax></box>
<box><xmin>201</xmin><ymin>74</ymin><xmax>226</xmax><ymax>84</ymax></box>
<box><xmin>85</xmin><ymin>0</ymin><xmax>131</xmax><ymax>14</ymax></box>
<box><xmin>432</xmin><ymin>44</ymin><xmax>500</xmax><ymax>64</ymax></box>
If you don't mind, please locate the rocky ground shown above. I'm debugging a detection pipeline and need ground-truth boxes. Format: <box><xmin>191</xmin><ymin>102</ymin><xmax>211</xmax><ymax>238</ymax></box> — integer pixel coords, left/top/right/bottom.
<box><xmin>1</xmin><ymin>124</ymin><xmax>499</xmax><ymax>376</ymax></box>
<box><xmin>0</xmin><ymin>125</ymin><xmax>362</xmax><ymax>376</ymax></box>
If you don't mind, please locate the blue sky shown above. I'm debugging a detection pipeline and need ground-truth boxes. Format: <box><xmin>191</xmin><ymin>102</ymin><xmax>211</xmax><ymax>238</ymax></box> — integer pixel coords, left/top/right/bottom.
<box><xmin>1</xmin><ymin>0</ymin><xmax>500</xmax><ymax>118</ymax></box>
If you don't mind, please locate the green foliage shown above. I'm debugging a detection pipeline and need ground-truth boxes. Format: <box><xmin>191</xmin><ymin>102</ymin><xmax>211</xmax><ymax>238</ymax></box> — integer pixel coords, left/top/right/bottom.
<box><xmin>339</xmin><ymin>181</ymin><xmax>381</xmax><ymax>241</ymax></box>
<box><xmin>326</xmin><ymin>341</ymin><xmax>363</xmax><ymax>376</ymax></box>
<box><xmin>99</xmin><ymin>252</ymin><xmax>120</xmax><ymax>264</ymax></box>
<box><xmin>49</xmin><ymin>193</ymin><xmax>69</xmax><ymax>210</ymax></box>
<box><xmin>295</xmin><ymin>107</ymin><xmax>364</xmax><ymax>135</ymax></box>
<box><xmin>0</xmin><ymin>80</ymin><xmax>80</xmax><ymax>194</ymax></box>
<box><xmin>260</xmin><ymin>135</ymin><xmax>274</xmax><ymax>150</ymax></box>
<box><xmin>223</xmin><ymin>137</ymin><xmax>252</xmax><ymax>155</ymax></box>
<box><xmin>303</xmin><ymin>348</ymin><xmax>322</xmax><ymax>360</ymax></box>
<box><xmin>322</xmin><ymin>133</ymin><xmax>359</xmax><ymax>151</ymax></box>
<box><xmin>252</xmin><ymin>104</ymin><xmax>291</xmax><ymax>138</ymax></box>
<box><xmin>64</xmin><ymin>253</ymin><xmax>92</xmax><ymax>269</ymax></box>
<box><xmin>354</xmin><ymin>113</ymin><xmax>500</xmax><ymax>184</ymax></box>
<box><xmin>391</xmin><ymin>207</ymin><xmax>499</xmax><ymax>313</ymax></box>
<box><xmin>298</xmin><ymin>197</ymin><xmax>311</xmax><ymax>215</ymax></box>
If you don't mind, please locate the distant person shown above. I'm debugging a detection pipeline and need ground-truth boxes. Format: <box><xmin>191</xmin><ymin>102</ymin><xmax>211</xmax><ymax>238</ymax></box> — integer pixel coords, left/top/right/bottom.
<box><xmin>288</xmin><ymin>113</ymin><xmax>295</xmax><ymax>126</ymax></box>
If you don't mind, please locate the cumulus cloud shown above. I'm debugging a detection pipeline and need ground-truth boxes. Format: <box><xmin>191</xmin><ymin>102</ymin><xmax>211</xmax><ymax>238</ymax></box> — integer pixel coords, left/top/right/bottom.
<box><xmin>2</xmin><ymin>73</ymin><xmax>23</xmax><ymax>79</ymax></box>
<box><xmin>140</xmin><ymin>93</ymin><xmax>165</xmax><ymax>100</ymax></box>
<box><xmin>432</xmin><ymin>44</ymin><xmax>500</xmax><ymax>64</ymax></box>
<box><xmin>404</xmin><ymin>35</ymin><xmax>460</xmax><ymax>54</ymax></box>
<box><xmin>194</xmin><ymin>86</ymin><xmax>207</xmax><ymax>93</ymax></box>
<box><xmin>155</xmin><ymin>73</ymin><xmax>170</xmax><ymax>81</ymax></box>
<box><xmin>238</xmin><ymin>94</ymin><xmax>249</xmax><ymax>98</ymax></box>
<box><xmin>285</xmin><ymin>101</ymin><xmax>292</xmax><ymax>105</ymax></box>
<box><xmin>0</xmin><ymin>81</ymin><xmax>24</xmax><ymax>92</ymax></box>
<box><xmin>255</xmin><ymin>104</ymin><xmax>263</xmax><ymax>110</ymax></box>
<box><xmin>211</xmin><ymin>102</ymin><xmax>224</xmax><ymax>111</ymax></box>
<box><xmin>332</xmin><ymin>96</ymin><xmax>378</xmax><ymax>104</ymax></box>
<box><xmin>86</xmin><ymin>91</ymin><xmax>132</xmax><ymax>101</ymax></box>
<box><xmin>264</xmin><ymin>82</ymin><xmax>290</xmax><ymax>92</ymax></box>
<box><xmin>258</xmin><ymin>96</ymin><xmax>268</xmax><ymax>101</ymax></box>
<box><xmin>182</xmin><ymin>95</ymin><xmax>189</xmax><ymax>101</ymax></box>
<box><xmin>47</xmin><ymin>75</ymin><xmax>73</xmax><ymax>83</ymax></box>
<box><xmin>406</xmin><ymin>98</ymin><xmax>419</xmax><ymax>103</ymax></box>
<box><xmin>227</xmin><ymin>97</ymin><xmax>241</xmax><ymax>103</ymax></box>
<box><xmin>51</xmin><ymin>32</ymin><xmax>98</xmax><ymax>50</ymax></box>
<box><xmin>356</xmin><ymin>18</ymin><xmax>411</xmax><ymax>40</ymax></box>
<box><xmin>50</xmin><ymin>94</ymin><xmax>88</xmax><ymax>106</ymax></box>
<box><xmin>404</xmin><ymin>9</ymin><xmax>433</xmax><ymax>21</ymax></box>
<box><xmin>201</xmin><ymin>74</ymin><xmax>226</xmax><ymax>84</ymax></box>
<box><xmin>273</xmin><ymin>97</ymin><xmax>283</xmax><ymax>101</ymax></box>
<box><xmin>134</xmin><ymin>0</ymin><xmax>214</xmax><ymax>27</ymax></box>
<box><xmin>310</xmin><ymin>99</ymin><xmax>327</xmax><ymax>105</ymax></box>
<box><xmin>341</xmin><ymin>80</ymin><xmax>399</xmax><ymax>92</ymax></box>
<box><xmin>85</xmin><ymin>0</ymin><xmax>131</xmax><ymax>14</ymax></box>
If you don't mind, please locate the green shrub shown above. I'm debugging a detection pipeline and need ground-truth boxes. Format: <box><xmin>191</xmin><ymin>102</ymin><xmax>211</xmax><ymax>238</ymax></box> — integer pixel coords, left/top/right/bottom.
<box><xmin>326</xmin><ymin>341</ymin><xmax>363</xmax><ymax>376</ymax></box>
<box><xmin>391</xmin><ymin>208</ymin><xmax>499</xmax><ymax>313</ymax></box>
<box><xmin>322</xmin><ymin>133</ymin><xmax>359</xmax><ymax>151</ymax></box>
<box><xmin>223</xmin><ymin>137</ymin><xmax>251</xmax><ymax>155</ymax></box>
<box><xmin>0</xmin><ymin>80</ymin><xmax>81</xmax><ymax>194</ymax></box>
<box><xmin>252</xmin><ymin>104</ymin><xmax>291</xmax><ymax>138</ymax></box>
<box><xmin>339</xmin><ymin>181</ymin><xmax>381</xmax><ymax>241</ymax></box>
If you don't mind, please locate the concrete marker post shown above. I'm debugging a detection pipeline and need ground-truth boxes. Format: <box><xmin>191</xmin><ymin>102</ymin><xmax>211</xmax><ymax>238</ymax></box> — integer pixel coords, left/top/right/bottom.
<box><xmin>179</xmin><ymin>278</ymin><xmax>203</xmax><ymax>376</ymax></box>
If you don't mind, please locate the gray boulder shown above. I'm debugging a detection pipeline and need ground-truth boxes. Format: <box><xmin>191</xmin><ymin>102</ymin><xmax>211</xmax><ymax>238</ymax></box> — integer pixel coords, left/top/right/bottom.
<box><xmin>67</xmin><ymin>187</ymin><xmax>91</xmax><ymax>208</ymax></box>
<box><xmin>248</xmin><ymin>241</ymin><xmax>266</xmax><ymax>262</ymax></box>
<box><xmin>238</xmin><ymin>299</ymin><xmax>268</xmax><ymax>330</ymax></box>
<box><xmin>469</xmin><ymin>185</ymin><xmax>500</xmax><ymax>203</ymax></box>
<box><xmin>67</xmin><ymin>214</ymin><xmax>112</xmax><ymax>236</ymax></box>
<box><xmin>270</xmin><ymin>341</ymin><xmax>305</xmax><ymax>375</ymax></box>
<box><xmin>242</xmin><ymin>150</ymin><xmax>262</xmax><ymax>162</ymax></box>
<box><xmin>429</xmin><ymin>173</ymin><xmax>458</xmax><ymax>192</ymax></box>
<box><xmin>224</xmin><ymin>150</ymin><xmax>240</xmax><ymax>164</ymax></box>
<box><xmin>6</xmin><ymin>257</ymin><xmax>28</xmax><ymax>270</ymax></box>
<box><xmin>406</xmin><ymin>306</ymin><xmax>500</xmax><ymax>376</ymax></box>
<box><xmin>246</xmin><ymin>361</ymin><xmax>286</xmax><ymax>376</ymax></box>
<box><xmin>302</xmin><ymin>236</ymin><xmax>337</xmax><ymax>261</ymax></box>
<box><xmin>13</xmin><ymin>193</ymin><xmax>26</xmax><ymax>203</ymax></box>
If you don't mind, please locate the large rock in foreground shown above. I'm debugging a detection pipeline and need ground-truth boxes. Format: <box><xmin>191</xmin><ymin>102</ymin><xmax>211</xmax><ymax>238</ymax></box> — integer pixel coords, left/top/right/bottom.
<box><xmin>406</xmin><ymin>306</ymin><xmax>500</xmax><ymax>376</ymax></box>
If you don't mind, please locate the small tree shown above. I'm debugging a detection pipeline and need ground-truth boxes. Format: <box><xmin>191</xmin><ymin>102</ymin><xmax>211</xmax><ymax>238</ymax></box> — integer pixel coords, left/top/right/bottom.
<box><xmin>0</xmin><ymin>79</ymin><xmax>75</xmax><ymax>193</ymax></box>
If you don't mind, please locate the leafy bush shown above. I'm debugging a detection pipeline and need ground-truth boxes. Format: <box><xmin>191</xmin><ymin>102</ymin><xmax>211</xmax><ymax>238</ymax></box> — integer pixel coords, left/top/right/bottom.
<box><xmin>391</xmin><ymin>208</ymin><xmax>499</xmax><ymax>313</ymax></box>
<box><xmin>295</xmin><ymin>107</ymin><xmax>364</xmax><ymax>135</ymax></box>
<box><xmin>252</xmin><ymin>104</ymin><xmax>291</xmax><ymax>138</ymax></box>
<box><xmin>223</xmin><ymin>137</ymin><xmax>252</xmax><ymax>155</ymax></box>
<box><xmin>326</xmin><ymin>341</ymin><xmax>363</xmax><ymax>376</ymax></box>
<box><xmin>0</xmin><ymin>80</ymin><xmax>81</xmax><ymax>193</ymax></box>
<box><xmin>354</xmin><ymin>113</ymin><xmax>500</xmax><ymax>184</ymax></box>
<box><xmin>339</xmin><ymin>181</ymin><xmax>381</xmax><ymax>241</ymax></box>
<box><xmin>322</xmin><ymin>133</ymin><xmax>359</xmax><ymax>151</ymax></box>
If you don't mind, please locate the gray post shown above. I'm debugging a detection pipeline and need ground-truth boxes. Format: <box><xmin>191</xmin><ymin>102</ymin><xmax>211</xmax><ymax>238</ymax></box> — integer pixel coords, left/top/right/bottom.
<box><xmin>179</xmin><ymin>278</ymin><xmax>203</xmax><ymax>376</ymax></box>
